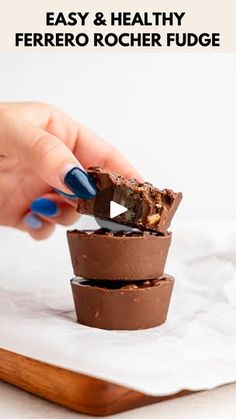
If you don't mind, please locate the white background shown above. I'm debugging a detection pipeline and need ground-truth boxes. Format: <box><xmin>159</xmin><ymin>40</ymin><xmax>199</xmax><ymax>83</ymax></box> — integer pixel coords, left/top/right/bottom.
<box><xmin>1</xmin><ymin>54</ymin><xmax>236</xmax><ymax>418</ymax></box>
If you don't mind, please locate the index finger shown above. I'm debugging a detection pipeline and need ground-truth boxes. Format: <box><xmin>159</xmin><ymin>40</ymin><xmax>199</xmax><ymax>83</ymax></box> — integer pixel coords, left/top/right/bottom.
<box><xmin>73</xmin><ymin>123</ymin><xmax>143</xmax><ymax>181</ymax></box>
<box><xmin>5</xmin><ymin>102</ymin><xmax>143</xmax><ymax>181</ymax></box>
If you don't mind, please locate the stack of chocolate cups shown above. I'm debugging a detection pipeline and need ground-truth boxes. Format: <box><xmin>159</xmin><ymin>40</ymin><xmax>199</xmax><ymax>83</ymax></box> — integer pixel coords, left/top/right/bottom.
<box><xmin>67</xmin><ymin>229</ymin><xmax>174</xmax><ymax>330</ymax></box>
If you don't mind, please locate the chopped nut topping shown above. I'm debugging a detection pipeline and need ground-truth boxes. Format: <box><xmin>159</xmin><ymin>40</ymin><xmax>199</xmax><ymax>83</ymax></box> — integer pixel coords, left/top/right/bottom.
<box><xmin>147</xmin><ymin>214</ymin><xmax>161</xmax><ymax>226</ymax></box>
<box><xmin>121</xmin><ymin>284</ymin><xmax>138</xmax><ymax>290</ymax></box>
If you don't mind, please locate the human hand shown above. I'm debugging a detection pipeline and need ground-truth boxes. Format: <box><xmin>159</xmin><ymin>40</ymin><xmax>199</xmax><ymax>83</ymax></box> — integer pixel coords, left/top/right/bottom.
<box><xmin>0</xmin><ymin>102</ymin><xmax>141</xmax><ymax>240</ymax></box>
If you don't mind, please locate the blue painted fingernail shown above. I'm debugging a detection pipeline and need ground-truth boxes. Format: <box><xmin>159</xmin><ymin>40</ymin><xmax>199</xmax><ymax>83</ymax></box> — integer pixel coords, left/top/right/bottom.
<box><xmin>64</xmin><ymin>167</ymin><xmax>98</xmax><ymax>199</ymax></box>
<box><xmin>31</xmin><ymin>198</ymin><xmax>59</xmax><ymax>217</ymax></box>
<box><xmin>54</xmin><ymin>188</ymin><xmax>77</xmax><ymax>199</ymax></box>
<box><xmin>24</xmin><ymin>213</ymin><xmax>43</xmax><ymax>230</ymax></box>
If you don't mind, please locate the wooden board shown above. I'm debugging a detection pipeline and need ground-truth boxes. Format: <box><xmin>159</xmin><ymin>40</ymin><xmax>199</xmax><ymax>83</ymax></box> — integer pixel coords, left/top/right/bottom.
<box><xmin>0</xmin><ymin>348</ymin><xmax>190</xmax><ymax>416</ymax></box>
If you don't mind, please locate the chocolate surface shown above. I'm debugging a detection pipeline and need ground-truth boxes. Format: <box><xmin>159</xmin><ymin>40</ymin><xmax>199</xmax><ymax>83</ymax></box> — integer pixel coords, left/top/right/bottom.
<box><xmin>67</xmin><ymin>229</ymin><xmax>171</xmax><ymax>280</ymax></box>
<box><xmin>77</xmin><ymin>167</ymin><xmax>182</xmax><ymax>234</ymax></box>
<box><xmin>71</xmin><ymin>275</ymin><xmax>174</xmax><ymax>330</ymax></box>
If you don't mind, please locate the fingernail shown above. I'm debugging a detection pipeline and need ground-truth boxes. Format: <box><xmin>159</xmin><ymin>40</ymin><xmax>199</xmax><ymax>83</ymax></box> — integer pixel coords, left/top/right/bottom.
<box><xmin>31</xmin><ymin>198</ymin><xmax>59</xmax><ymax>217</ymax></box>
<box><xmin>24</xmin><ymin>213</ymin><xmax>43</xmax><ymax>230</ymax></box>
<box><xmin>54</xmin><ymin>188</ymin><xmax>77</xmax><ymax>199</ymax></box>
<box><xmin>64</xmin><ymin>167</ymin><xmax>98</xmax><ymax>199</ymax></box>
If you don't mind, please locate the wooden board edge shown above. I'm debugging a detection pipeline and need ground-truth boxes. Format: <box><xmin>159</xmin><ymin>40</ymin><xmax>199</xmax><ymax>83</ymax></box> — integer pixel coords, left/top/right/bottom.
<box><xmin>0</xmin><ymin>348</ymin><xmax>191</xmax><ymax>416</ymax></box>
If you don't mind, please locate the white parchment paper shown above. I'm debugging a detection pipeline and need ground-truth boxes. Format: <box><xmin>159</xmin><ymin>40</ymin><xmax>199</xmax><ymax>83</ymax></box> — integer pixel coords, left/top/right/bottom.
<box><xmin>0</xmin><ymin>221</ymin><xmax>236</xmax><ymax>396</ymax></box>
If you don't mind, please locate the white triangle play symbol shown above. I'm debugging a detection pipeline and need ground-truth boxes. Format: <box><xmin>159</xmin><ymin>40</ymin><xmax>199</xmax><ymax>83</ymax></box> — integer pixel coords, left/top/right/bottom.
<box><xmin>110</xmin><ymin>201</ymin><xmax>128</xmax><ymax>219</ymax></box>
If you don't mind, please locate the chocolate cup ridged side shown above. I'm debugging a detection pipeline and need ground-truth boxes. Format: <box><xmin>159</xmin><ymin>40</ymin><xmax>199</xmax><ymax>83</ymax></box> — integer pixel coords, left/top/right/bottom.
<box><xmin>67</xmin><ymin>230</ymin><xmax>171</xmax><ymax>280</ymax></box>
<box><xmin>71</xmin><ymin>276</ymin><xmax>174</xmax><ymax>330</ymax></box>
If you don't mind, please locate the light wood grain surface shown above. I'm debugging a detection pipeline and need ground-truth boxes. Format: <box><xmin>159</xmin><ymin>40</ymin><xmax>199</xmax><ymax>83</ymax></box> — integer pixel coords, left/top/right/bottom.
<box><xmin>1</xmin><ymin>379</ymin><xmax>236</xmax><ymax>419</ymax></box>
<box><xmin>0</xmin><ymin>348</ymin><xmax>190</xmax><ymax>416</ymax></box>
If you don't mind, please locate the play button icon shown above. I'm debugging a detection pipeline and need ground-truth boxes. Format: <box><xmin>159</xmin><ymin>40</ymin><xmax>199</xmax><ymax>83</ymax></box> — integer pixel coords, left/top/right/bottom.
<box><xmin>110</xmin><ymin>201</ymin><xmax>128</xmax><ymax>219</ymax></box>
<box><xmin>92</xmin><ymin>186</ymin><xmax>132</xmax><ymax>232</ymax></box>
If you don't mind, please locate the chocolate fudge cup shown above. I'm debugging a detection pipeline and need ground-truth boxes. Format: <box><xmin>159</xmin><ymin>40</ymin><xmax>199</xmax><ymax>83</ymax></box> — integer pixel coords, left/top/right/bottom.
<box><xmin>71</xmin><ymin>276</ymin><xmax>174</xmax><ymax>330</ymax></box>
<box><xmin>77</xmin><ymin>167</ymin><xmax>182</xmax><ymax>234</ymax></box>
<box><xmin>67</xmin><ymin>229</ymin><xmax>171</xmax><ymax>280</ymax></box>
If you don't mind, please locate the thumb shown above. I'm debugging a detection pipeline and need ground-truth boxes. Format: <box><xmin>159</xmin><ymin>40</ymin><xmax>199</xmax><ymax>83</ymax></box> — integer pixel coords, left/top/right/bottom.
<box><xmin>0</xmin><ymin>109</ymin><xmax>97</xmax><ymax>197</ymax></box>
